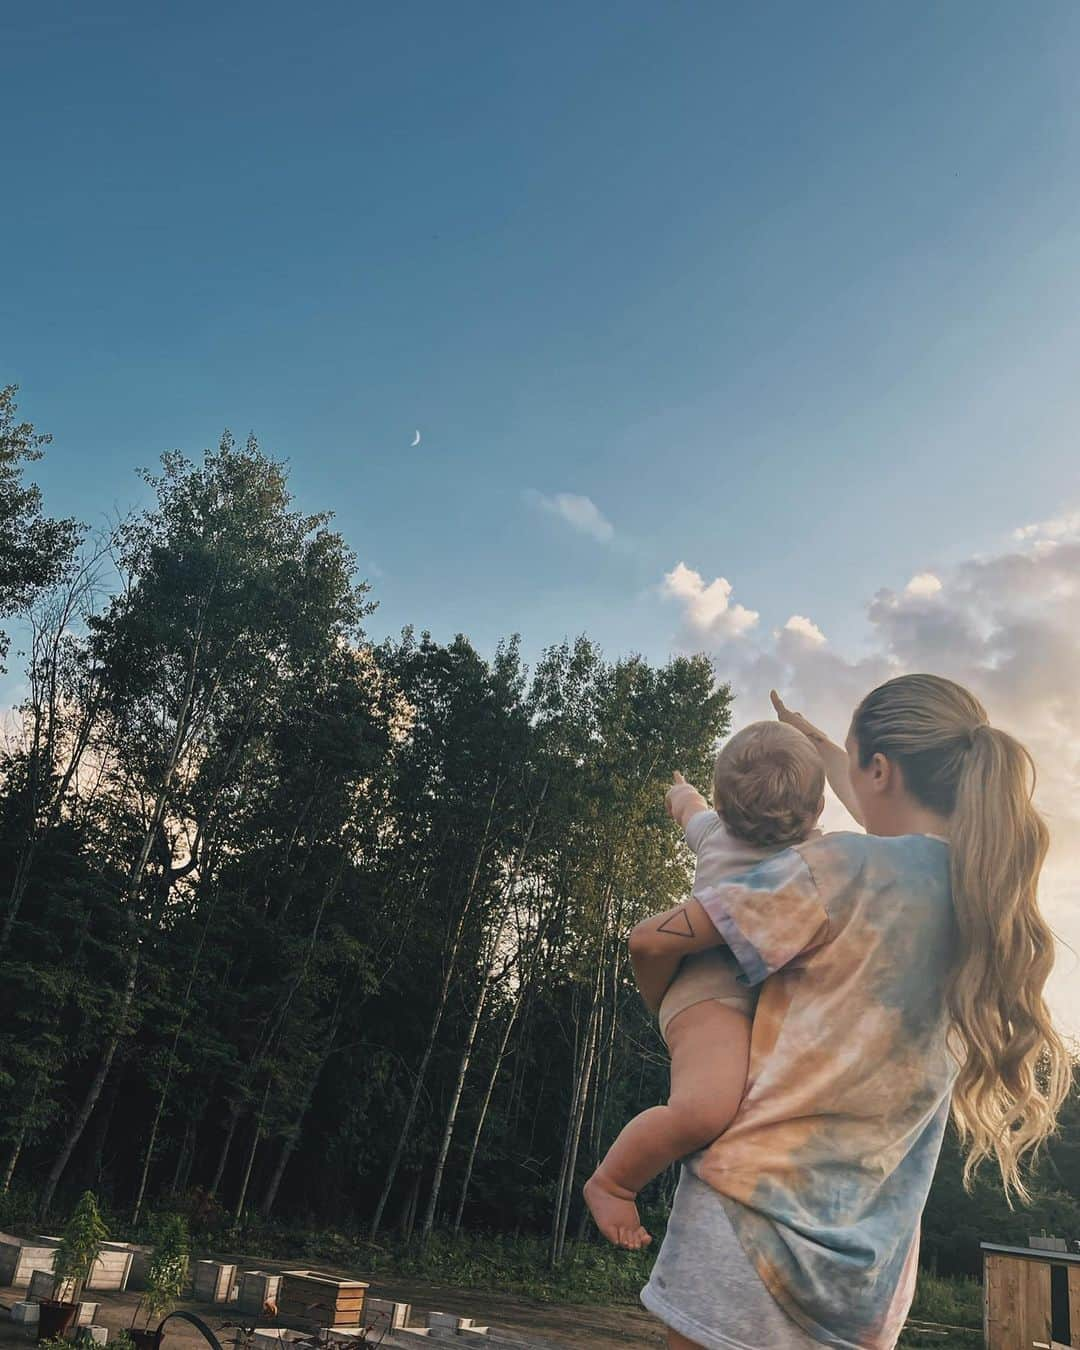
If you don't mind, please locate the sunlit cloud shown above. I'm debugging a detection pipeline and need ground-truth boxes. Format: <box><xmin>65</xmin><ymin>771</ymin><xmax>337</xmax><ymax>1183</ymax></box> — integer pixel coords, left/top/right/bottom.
<box><xmin>782</xmin><ymin>614</ymin><xmax>827</xmax><ymax>647</ymax></box>
<box><xmin>662</xmin><ymin>562</ymin><xmax>759</xmax><ymax>639</ymax></box>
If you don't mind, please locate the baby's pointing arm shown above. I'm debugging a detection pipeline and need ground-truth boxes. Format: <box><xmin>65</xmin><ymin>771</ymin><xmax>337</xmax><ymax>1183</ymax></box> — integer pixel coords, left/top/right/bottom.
<box><xmin>665</xmin><ymin>771</ymin><xmax>709</xmax><ymax>833</ymax></box>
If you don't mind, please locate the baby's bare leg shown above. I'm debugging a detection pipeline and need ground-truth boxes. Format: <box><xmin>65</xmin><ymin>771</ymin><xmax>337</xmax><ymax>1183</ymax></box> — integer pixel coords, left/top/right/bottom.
<box><xmin>583</xmin><ymin>1001</ymin><xmax>750</xmax><ymax>1249</ymax></box>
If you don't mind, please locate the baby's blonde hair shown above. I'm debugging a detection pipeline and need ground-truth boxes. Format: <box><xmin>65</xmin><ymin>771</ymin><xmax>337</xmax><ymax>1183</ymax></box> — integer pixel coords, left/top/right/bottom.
<box><xmin>713</xmin><ymin>721</ymin><xmax>825</xmax><ymax>848</ymax></box>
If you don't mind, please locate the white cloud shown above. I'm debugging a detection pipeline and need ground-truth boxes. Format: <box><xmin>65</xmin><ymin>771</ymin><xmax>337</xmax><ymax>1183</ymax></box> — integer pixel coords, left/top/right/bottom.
<box><xmin>1014</xmin><ymin>513</ymin><xmax>1080</xmax><ymax>543</ymax></box>
<box><xmin>662</xmin><ymin>562</ymin><xmax>759</xmax><ymax>639</ymax></box>
<box><xmin>782</xmin><ymin>614</ymin><xmax>827</xmax><ymax>647</ymax></box>
<box><xmin>904</xmin><ymin>572</ymin><xmax>943</xmax><ymax>598</ymax></box>
<box><xmin>661</xmin><ymin>515</ymin><xmax>1080</xmax><ymax>1037</ymax></box>
<box><xmin>527</xmin><ymin>491</ymin><xmax>614</xmax><ymax>543</ymax></box>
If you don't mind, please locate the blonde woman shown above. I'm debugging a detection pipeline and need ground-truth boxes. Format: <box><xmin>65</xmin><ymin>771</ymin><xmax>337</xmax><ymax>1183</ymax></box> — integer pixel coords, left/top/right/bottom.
<box><xmin>632</xmin><ymin>674</ymin><xmax>1069</xmax><ymax>1350</ymax></box>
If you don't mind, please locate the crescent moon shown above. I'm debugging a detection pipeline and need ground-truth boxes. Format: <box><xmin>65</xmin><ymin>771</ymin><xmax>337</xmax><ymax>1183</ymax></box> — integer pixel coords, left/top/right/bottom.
<box><xmin>411</xmin><ymin>430</ymin><xmax>421</xmax><ymax>447</ymax></box>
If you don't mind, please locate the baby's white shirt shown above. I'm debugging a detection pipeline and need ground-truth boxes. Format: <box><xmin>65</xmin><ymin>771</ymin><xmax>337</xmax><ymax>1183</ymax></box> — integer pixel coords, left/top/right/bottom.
<box><xmin>684</xmin><ymin>808</ymin><xmax>821</xmax><ymax>890</ymax></box>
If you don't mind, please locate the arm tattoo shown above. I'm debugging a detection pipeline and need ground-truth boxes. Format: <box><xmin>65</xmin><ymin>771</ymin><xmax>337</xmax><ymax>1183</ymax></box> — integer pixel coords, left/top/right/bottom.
<box><xmin>656</xmin><ymin>906</ymin><xmax>695</xmax><ymax>939</ymax></box>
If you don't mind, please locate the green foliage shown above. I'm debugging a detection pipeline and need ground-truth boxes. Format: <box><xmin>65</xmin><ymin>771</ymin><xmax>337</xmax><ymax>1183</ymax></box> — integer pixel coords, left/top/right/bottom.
<box><xmin>0</xmin><ymin>386</ymin><xmax>82</xmax><ymax>669</ymax></box>
<box><xmin>53</xmin><ymin>1190</ymin><xmax>109</xmax><ymax>1300</ymax></box>
<box><xmin>140</xmin><ymin>1214</ymin><xmax>189</xmax><ymax>1323</ymax></box>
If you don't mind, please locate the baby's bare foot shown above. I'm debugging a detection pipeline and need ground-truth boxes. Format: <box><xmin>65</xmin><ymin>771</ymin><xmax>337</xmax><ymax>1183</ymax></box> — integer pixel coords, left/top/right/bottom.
<box><xmin>583</xmin><ymin>1171</ymin><xmax>652</xmax><ymax>1251</ymax></box>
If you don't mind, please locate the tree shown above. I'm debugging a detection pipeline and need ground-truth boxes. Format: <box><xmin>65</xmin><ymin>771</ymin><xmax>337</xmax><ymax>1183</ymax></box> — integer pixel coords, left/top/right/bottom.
<box><xmin>0</xmin><ymin>387</ymin><xmax>81</xmax><ymax>669</ymax></box>
<box><xmin>39</xmin><ymin>434</ymin><xmax>368</xmax><ymax>1214</ymax></box>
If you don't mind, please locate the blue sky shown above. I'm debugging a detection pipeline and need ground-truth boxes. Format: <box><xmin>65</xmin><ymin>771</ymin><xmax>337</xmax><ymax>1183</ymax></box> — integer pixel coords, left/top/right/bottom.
<box><xmin>5</xmin><ymin>0</ymin><xmax>1080</xmax><ymax>684</ymax></box>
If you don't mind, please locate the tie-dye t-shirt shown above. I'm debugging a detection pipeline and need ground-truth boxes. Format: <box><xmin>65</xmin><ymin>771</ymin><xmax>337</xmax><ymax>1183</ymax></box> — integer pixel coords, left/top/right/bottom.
<box><xmin>692</xmin><ymin>831</ymin><xmax>956</xmax><ymax>1350</ymax></box>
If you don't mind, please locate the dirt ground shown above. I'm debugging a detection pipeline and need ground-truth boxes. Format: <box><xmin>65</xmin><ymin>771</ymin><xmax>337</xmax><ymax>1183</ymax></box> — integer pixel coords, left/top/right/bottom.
<box><xmin>1</xmin><ymin>1269</ymin><xmax>666</xmax><ymax>1350</ymax></box>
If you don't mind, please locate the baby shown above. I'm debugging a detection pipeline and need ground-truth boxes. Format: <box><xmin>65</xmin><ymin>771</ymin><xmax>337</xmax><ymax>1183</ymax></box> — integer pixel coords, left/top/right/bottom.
<box><xmin>584</xmin><ymin>720</ymin><xmax>825</xmax><ymax>1249</ymax></box>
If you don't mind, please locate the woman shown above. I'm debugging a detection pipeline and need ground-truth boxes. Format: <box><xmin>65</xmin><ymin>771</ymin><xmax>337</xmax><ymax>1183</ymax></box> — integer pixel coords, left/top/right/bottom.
<box><xmin>631</xmin><ymin>674</ymin><xmax>1069</xmax><ymax>1350</ymax></box>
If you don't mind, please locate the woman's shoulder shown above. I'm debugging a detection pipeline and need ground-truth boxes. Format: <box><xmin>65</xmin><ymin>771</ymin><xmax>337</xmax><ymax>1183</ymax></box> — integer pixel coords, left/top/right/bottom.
<box><xmin>794</xmin><ymin>830</ymin><xmax>950</xmax><ymax>891</ymax></box>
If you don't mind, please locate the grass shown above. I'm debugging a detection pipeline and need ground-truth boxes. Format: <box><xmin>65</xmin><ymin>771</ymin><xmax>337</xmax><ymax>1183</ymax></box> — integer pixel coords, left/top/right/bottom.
<box><xmin>218</xmin><ymin>1219</ymin><xmax>985</xmax><ymax>1335</ymax></box>
<box><xmin>223</xmin><ymin>1225</ymin><xmax>657</xmax><ymax>1304</ymax></box>
<box><xmin>898</xmin><ymin>1272</ymin><xmax>982</xmax><ymax>1348</ymax></box>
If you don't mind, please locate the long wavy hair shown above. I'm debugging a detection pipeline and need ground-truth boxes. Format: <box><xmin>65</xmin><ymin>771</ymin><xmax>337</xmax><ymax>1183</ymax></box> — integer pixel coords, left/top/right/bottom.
<box><xmin>852</xmin><ymin>673</ymin><xmax>1070</xmax><ymax>1200</ymax></box>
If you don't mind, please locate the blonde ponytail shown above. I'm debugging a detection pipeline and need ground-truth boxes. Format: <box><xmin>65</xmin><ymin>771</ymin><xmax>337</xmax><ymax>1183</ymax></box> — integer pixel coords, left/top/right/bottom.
<box><xmin>852</xmin><ymin>675</ymin><xmax>1070</xmax><ymax>1200</ymax></box>
<box><xmin>949</xmin><ymin>723</ymin><xmax>1069</xmax><ymax>1198</ymax></box>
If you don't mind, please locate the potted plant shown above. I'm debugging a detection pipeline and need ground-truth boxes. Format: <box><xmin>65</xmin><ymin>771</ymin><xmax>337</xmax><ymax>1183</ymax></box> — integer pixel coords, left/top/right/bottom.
<box><xmin>38</xmin><ymin>1192</ymin><xmax>109</xmax><ymax>1342</ymax></box>
<box><xmin>130</xmin><ymin>1215</ymin><xmax>189</xmax><ymax>1350</ymax></box>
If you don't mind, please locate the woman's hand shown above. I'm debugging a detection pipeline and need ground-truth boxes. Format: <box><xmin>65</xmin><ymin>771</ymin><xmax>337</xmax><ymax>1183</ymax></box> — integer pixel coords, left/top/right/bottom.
<box><xmin>770</xmin><ymin>690</ymin><xmax>829</xmax><ymax>748</ymax></box>
<box><xmin>770</xmin><ymin>690</ymin><xmax>866</xmax><ymax>828</ymax></box>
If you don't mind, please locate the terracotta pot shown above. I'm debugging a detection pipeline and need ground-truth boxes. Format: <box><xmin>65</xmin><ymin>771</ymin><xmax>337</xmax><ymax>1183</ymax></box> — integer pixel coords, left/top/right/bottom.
<box><xmin>128</xmin><ymin>1330</ymin><xmax>163</xmax><ymax>1350</ymax></box>
<box><xmin>37</xmin><ymin>1301</ymin><xmax>79</xmax><ymax>1342</ymax></box>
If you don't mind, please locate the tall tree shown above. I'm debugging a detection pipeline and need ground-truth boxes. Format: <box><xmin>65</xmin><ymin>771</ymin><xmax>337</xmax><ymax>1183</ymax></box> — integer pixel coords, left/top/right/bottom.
<box><xmin>0</xmin><ymin>387</ymin><xmax>81</xmax><ymax>670</ymax></box>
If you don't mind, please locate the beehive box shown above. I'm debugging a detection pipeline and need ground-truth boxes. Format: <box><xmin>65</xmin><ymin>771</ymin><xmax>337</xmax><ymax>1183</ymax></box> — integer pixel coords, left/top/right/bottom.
<box><xmin>30</xmin><ymin>1237</ymin><xmax>132</xmax><ymax>1292</ymax></box>
<box><xmin>0</xmin><ymin>1234</ymin><xmax>59</xmax><ymax>1286</ymax></box>
<box><xmin>237</xmin><ymin>1271</ymin><xmax>281</xmax><ymax>1316</ymax></box>
<box><xmin>28</xmin><ymin>1268</ymin><xmax>73</xmax><ymax>1302</ymax></box>
<box><xmin>104</xmin><ymin>1242</ymin><xmax>158</xmax><ymax>1291</ymax></box>
<box><xmin>278</xmin><ymin>1271</ymin><xmax>368</xmax><ymax>1328</ymax></box>
<box><xmin>87</xmin><ymin>1246</ymin><xmax>133</xmax><ymax>1292</ymax></box>
<box><xmin>193</xmin><ymin>1260</ymin><xmax>237</xmax><ymax>1304</ymax></box>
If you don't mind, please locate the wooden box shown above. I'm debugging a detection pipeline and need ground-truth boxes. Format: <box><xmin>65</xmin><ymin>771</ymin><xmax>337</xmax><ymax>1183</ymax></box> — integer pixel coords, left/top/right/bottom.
<box><xmin>237</xmin><ymin>1271</ymin><xmax>282</xmax><ymax>1316</ymax></box>
<box><xmin>193</xmin><ymin>1260</ymin><xmax>237</xmax><ymax>1304</ymax></box>
<box><xmin>278</xmin><ymin>1271</ymin><xmax>368</xmax><ymax>1328</ymax></box>
<box><xmin>28</xmin><ymin>1268</ymin><xmax>71</xmax><ymax>1302</ymax></box>
<box><xmin>87</xmin><ymin>1246</ymin><xmax>133</xmax><ymax>1292</ymax></box>
<box><xmin>0</xmin><ymin>1235</ymin><xmax>59</xmax><ymax>1287</ymax></box>
<box><xmin>29</xmin><ymin>1237</ymin><xmax>132</xmax><ymax>1292</ymax></box>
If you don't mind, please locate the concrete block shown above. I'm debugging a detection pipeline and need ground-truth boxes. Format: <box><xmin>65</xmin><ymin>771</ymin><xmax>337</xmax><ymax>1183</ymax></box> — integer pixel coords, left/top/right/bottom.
<box><xmin>252</xmin><ymin>1331</ymin><xmax>292</xmax><ymax>1350</ymax></box>
<box><xmin>83</xmin><ymin>1327</ymin><xmax>108</xmax><ymax>1345</ymax></box>
<box><xmin>11</xmin><ymin>1303</ymin><xmax>39</xmax><ymax>1325</ymax></box>
<box><xmin>77</xmin><ymin>1302</ymin><xmax>100</xmax><ymax>1328</ymax></box>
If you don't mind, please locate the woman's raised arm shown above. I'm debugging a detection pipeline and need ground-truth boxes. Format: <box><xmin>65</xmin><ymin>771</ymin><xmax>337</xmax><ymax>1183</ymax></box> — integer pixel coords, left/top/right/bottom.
<box><xmin>770</xmin><ymin>690</ymin><xmax>865</xmax><ymax>827</ymax></box>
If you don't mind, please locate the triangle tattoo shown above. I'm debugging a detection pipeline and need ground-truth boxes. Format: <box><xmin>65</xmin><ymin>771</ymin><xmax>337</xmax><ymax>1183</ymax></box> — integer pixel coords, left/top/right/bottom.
<box><xmin>656</xmin><ymin>907</ymin><xmax>695</xmax><ymax>939</ymax></box>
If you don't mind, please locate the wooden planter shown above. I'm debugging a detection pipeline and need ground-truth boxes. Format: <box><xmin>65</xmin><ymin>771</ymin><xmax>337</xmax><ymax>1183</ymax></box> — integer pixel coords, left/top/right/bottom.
<box><xmin>278</xmin><ymin>1271</ymin><xmax>368</xmax><ymax>1328</ymax></box>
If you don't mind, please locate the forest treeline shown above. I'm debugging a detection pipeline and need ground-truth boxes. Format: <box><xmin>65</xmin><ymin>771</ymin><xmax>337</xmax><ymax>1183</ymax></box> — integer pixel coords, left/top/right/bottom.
<box><xmin>1</xmin><ymin>387</ymin><xmax>1078</xmax><ymax>1278</ymax></box>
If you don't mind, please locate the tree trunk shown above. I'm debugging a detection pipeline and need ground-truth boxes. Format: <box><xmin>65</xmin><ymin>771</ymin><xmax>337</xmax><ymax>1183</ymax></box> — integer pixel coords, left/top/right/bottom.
<box><xmin>2</xmin><ymin>1128</ymin><xmax>25</xmax><ymax>1193</ymax></box>
<box><xmin>420</xmin><ymin>782</ymin><xmax>547</xmax><ymax>1239</ymax></box>
<box><xmin>132</xmin><ymin>879</ymin><xmax>219</xmax><ymax>1224</ymax></box>
<box><xmin>39</xmin><ymin>942</ymin><xmax>141</xmax><ymax>1217</ymax></box>
<box><xmin>39</xmin><ymin>642</ymin><xmax>202</xmax><ymax>1215</ymax></box>
<box><xmin>368</xmin><ymin>781</ymin><xmax>504</xmax><ymax>1238</ymax></box>
<box><xmin>170</xmin><ymin>1115</ymin><xmax>197</xmax><ymax>1196</ymax></box>
<box><xmin>419</xmin><ymin>975</ymin><xmax>491</xmax><ymax>1239</ymax></box>
<box><xmin>210</xmin><ymin>1101</ymin><xmax>242</xmax><ymax>1196</ymax></box>
<box><xmin>234</xmin><ymin>1079</ymin><xmax>271</xmax><ymax>1221</ymax></box>
<box><xmin>552</xmin><ymin>997</ymin><xmax>600</xmax><ymax>1265</ymax></box>
<box><xmin>401</xmin><ymin>1171</ymin><xmax>421</xmax><ymax>1240</ymax></box>
<box><xmin>452</xmin><ymin>996</ymin><xmax>521</xmax><ymax>1234</ymax></box>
